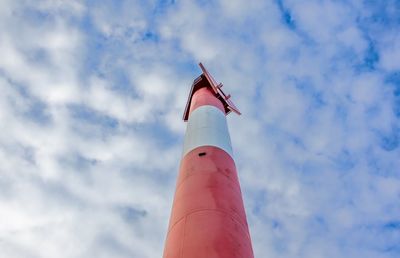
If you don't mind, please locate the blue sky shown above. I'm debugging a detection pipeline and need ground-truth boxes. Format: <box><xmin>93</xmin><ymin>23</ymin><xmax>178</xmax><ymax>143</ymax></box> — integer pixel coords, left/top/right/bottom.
<box><xmin>0</xmin><ymin>0</ymin><xmax>399</xmax><ymax>257</ymax></box>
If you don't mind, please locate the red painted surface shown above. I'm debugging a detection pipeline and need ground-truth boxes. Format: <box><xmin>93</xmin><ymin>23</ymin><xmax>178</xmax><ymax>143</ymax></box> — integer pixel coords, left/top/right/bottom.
<box><xmin>189</xmin><ymin>87</ymin><xmax>225</xmax><ymax>114</ymax></box>
<box><xmin>163</xmin><ymin>146</ymin><xmax>254</xmax><ymax>258</ymax></box>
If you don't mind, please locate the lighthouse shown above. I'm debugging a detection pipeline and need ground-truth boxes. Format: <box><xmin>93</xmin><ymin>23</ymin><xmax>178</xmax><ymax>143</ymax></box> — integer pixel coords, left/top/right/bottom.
<box><xmin>163</xmin><ymin>63</ymin><xmax>254</xmax><ymax>258</ymax></box>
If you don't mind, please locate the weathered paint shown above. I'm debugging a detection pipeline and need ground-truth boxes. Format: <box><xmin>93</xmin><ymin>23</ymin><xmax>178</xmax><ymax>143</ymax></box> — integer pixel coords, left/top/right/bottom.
<box><xmin>163</xmin><ymin>146</ymin><xmax>253</xmax><ymax>258</ymax></box>
<box><xmin>163</xmin><ymin>69</ymin><xmax>253</xmax><ymax>258</ymax></box>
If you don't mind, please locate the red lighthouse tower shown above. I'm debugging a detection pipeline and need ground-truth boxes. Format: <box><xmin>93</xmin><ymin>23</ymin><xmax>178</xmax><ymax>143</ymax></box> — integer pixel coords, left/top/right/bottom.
<box><xmin>163</xmin><ymin>63</ymin><xmax>254</xmax><ymax>258</ymax></box>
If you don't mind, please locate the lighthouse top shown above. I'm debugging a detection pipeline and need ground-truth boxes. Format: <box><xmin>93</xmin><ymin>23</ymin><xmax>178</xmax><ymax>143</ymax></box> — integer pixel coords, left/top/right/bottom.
<box><xmin>182</xmin><ymin>63</ymin><xmax>241</xmax><ymax>121</ymax></box>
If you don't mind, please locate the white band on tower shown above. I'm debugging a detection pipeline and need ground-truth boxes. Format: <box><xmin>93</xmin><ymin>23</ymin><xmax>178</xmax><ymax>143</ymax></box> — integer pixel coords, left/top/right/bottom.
<box><xmin>183</xmin><ymin>105</ymin><xmax>233</xmax><ymax>157</ymax></box>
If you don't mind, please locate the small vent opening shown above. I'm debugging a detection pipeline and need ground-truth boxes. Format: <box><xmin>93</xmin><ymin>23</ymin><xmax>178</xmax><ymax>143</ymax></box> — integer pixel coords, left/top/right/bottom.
<box><xmin>198</xmin><ymin>152</ymin><xmax>207</xmax><ymax>157</ymax></box>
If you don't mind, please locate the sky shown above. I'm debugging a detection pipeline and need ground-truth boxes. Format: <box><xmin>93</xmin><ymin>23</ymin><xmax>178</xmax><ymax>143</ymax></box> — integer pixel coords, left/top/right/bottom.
<box><xmin>0</xmin><ymin>0</ymin><xmax>399</xmax><ymax>257</ymax></box>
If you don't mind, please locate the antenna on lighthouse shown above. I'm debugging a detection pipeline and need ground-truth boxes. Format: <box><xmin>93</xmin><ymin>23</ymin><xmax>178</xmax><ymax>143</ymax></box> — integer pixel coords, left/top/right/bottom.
<box><xmin>199</xmin><ymin>62</ymin><xmax>241</xmax><ymax>115</ymax></box>
<box><xmin>182</xmin><ymin>63</ymin><xmax>241</xmax><ymax>121</ymax></box>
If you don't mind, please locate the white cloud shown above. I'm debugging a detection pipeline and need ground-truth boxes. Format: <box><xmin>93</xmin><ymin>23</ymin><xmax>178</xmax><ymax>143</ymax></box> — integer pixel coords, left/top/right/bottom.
<box><xmin>380</xmin><ymin>34</ymin><xmax>400</xmax><ymax>71</ymax></box>
<box><xmin>0</xmin><ymin>0</ymin><xmax>399</xmax><ymax>258</ymax></box>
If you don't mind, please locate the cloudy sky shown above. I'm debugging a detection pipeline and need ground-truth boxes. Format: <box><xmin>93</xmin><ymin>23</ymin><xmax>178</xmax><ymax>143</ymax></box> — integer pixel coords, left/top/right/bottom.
<box><xmin>0</xmin><ymin>0</ymin><xmax>399</xmax><ymax>257</ymax></box>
